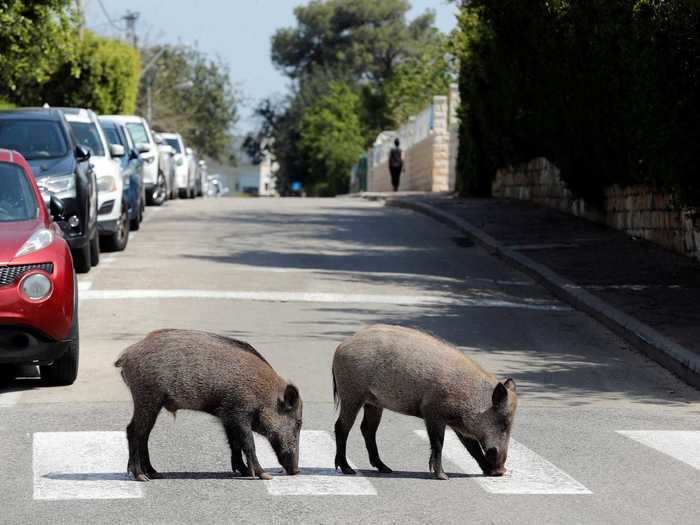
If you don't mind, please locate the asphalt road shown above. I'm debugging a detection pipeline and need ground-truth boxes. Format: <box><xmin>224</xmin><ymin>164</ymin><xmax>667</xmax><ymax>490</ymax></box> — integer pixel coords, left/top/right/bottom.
<box><xmin>1</xmin><ymin>197</ymin><xmax>698</xmax><ymax>524</ymax></box>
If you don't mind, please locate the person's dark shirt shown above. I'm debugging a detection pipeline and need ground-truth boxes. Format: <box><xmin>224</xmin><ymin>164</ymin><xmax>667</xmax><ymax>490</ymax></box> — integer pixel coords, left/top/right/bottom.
<box><xmin>389</xmin><ymin>147</ymin><xmax>403</xmax><ymax>169</ymax></box>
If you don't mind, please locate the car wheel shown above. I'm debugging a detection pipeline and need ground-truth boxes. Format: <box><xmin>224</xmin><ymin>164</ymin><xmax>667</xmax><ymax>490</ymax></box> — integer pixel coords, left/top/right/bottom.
<box><xmin>104</xmin><ymin>202</ymin><xmax>130</xmax><ymax>251</ymax></box>
<box><xmin>151</xmin><ymin>174</ymin><xmax>167</xmax><ymax>206</ymax></box>
<box><xmin>189</xmin><ymin>185</ymin><xmax>196</xmax><ymax>199</ymax></box>
<box><xmin>90</xmin><ymin>231</ymin><xmax>100</xmax><ymax>266</ymax></box>
<box><xmin>42</xmin><ymin>292</ymin><xmax>79</xmax><ymax>386</ymax></box>
<box><xmin>73</xmin><ymin>242</ymin><xmax>91</xmax><ymax>274</ymax></box>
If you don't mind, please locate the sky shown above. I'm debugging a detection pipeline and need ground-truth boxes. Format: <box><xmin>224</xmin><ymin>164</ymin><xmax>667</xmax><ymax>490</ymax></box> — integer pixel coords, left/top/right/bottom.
<box><xmin>85</xmin><ymin>0</ymin><xmax>458</xmax><ymax>133</ymax></box>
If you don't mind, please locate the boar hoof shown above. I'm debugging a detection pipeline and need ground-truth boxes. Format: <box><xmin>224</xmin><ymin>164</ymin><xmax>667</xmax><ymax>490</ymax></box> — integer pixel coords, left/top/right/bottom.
<box><xmin>258</xmin><ymin>471</ymin><xmax>273</xmax><ymax>481</ymax></box>
<box><xmin>433</xmin><ymin>472</ymin><xmax>449</xmax><ymax>481</ymax></box>
<box><xmin>372</xmin><ymin>461</ymin><xmax>393</xmax><ymax>474</ymax></box>
<box><xmin>336</xmin><ymin>463</ymin><xmax>356</xmax><ymax>475</ymax></box>
<box><xmin>130</xmin><ymin>472</ymin><xmax>150</xmax><ymax>482</ymax></box>
<box><xmin>147</xmin><ymin>471</ymin><xmax>163</xmax><ymax>480</ymax></box>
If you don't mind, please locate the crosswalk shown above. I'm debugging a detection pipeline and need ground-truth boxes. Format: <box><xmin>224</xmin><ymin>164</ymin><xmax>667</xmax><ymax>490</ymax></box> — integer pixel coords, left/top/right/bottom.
<box><xmin>30</xmin><ymin>429</ymin><xmax>699</xmax><ymax>501</ymax></box>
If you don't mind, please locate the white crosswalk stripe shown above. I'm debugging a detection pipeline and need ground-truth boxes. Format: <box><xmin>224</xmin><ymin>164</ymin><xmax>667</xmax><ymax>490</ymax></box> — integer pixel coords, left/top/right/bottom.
<box><xmin>33</xmin><ymin>432</ymin><xmax>142</xmax><ymax>500</ymax></box>
<box><xmin>617</xmin><ymin>431</ymin><xmax>700</xmax><ymax>471</ymax></box>
<box><xmin>254</xmin><ymin>431</ymin><xmax>376</xmax><ymax>496</ymax></box>
<box><xmin>415</xmin><ymin>430</ymin><xmax>592</xmax><ymax>494</ymax></box>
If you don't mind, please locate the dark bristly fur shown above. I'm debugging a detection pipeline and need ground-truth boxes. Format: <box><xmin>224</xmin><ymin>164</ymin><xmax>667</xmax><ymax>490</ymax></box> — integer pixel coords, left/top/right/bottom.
<box><xmin>115</xmin><ymin>329</ymin><xmax>302</xmax><ymax>481</ymax></box>
<box><xmin>332</xmin><ymin>324</ymin><xmax>517</xmax><ymax>480</ymax></box>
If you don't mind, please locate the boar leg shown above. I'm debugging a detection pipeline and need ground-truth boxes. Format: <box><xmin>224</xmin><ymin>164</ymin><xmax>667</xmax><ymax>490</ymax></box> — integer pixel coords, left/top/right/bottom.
<box><xmin>360</xmin><ymin>405</ymin><xmax>392</xmax><ymax>473</ymax></box>
<box><xmin>334</xmin><ymin>400</ymin><xmax>361</xmax><ymax>475</ymax></box>
<box><xmin>223</xmin><ymin>427</ymin><xmax>249</xmax><ymax>476</ymax></box>
<box><xmin>454</xmin><ymin>432</ymin><xmax>490</xmax><ymax>475</ymax></box>
<box><xmin>425</xmin><ymin>419</ymin><xmax>449</xmax><ymax>480</ymax></box>
<box><xmin>226</xmin><ymin>422</ymin><xmax>272</xmax><ymax>480</ymax></box>
<box><xmin>126</xmin><ymin>401</ymin><xmax>161</xmax><ymax>482</ymax></box>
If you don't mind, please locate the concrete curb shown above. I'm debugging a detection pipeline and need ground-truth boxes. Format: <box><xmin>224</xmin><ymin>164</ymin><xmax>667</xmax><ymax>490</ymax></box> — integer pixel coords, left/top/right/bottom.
<box><xmin>381</xmin><ymin>196</ymin><xmax>700</xmax><ymax>389</ymax></box>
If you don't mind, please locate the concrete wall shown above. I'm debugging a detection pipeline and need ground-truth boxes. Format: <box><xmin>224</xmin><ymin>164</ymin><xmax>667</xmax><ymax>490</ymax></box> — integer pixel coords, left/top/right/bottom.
<box><xmin>365</xmin><ymin>84</ymin><xmax>459</xmax><ymax>193</ymax></box>
<box><xmin>492</xmin><ymin>157</ymin><xmax>700</xmax><ymax>261</ymax></box>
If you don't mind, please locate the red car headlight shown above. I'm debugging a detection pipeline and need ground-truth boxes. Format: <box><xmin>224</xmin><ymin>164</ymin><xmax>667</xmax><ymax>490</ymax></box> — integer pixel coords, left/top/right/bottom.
<box><xmin>19</xmin><ymin>272</ymin><xmax>53</xmax><ymax>302</ymax></box>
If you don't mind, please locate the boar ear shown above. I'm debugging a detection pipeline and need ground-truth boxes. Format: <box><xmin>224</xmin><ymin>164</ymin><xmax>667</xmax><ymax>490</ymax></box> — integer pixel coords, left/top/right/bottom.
<box><xmin>504</xmin><ymin>378</ymin><xmax>516</xmax><ymax>392</ymax></box>
<box><xmin>492</xmin><ymin>382</ymin><xmax>509</xmax><ymax>408</ymax></box>
<box><xmin>281</xmin><ymin>384</ymin><xmax>300</xmax><ymax>411</ymax></box>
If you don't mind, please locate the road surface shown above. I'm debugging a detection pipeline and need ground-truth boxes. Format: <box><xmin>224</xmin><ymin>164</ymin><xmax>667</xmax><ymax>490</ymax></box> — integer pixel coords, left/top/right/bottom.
<box><xmin>1</xmin><ymin>197</ymin><xmax>698</xmax><ymax>524</ymax></box>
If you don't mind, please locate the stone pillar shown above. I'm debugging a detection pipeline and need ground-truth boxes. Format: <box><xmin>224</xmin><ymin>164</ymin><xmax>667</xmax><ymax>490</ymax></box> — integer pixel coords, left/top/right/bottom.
<box><xmin>431</xmin><ymin>95</ymin><xmax>450</xmax><ymax>192</ymax></box>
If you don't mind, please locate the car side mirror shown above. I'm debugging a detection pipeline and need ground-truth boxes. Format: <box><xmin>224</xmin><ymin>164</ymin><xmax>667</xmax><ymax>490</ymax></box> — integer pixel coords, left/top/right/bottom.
<box><xmin>186</xmin><ymin>147</ymin><xmax>193</xmax><ymax>156</ymax></box>
<box><xmin>49</xmin><ymin>194</ymin><xmax>65</xmax><ymax>220</ymax></box>
<box><xmin>154</xmin><ymin>134</ymin><xmax>164</xmax><ymax>145</ymax></box>
<box><xmin>136</xmin><ymin>143</ymin><xmax>151</xmax><ymax>154</ymax></box>
<box><xmin>75</xmin><ymin>145</ymin><xmax>91</xmax><ymax>162</ymax></box>
<box><xmin>110</xmin><ymin>144</ymin><xmax>126</xmax><ymax>157</ymax></box>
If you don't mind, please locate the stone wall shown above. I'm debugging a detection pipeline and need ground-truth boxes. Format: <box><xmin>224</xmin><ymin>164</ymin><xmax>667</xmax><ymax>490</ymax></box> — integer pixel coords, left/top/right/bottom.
<box><xmin>365</xmin><ymin>84</ymin><xmax>459</xmax><ymax>193</ymax></box>
<box><xmin>492</xmin><ymin>157</ymin><xmax>700</xmax><ymax>261</ymax></box>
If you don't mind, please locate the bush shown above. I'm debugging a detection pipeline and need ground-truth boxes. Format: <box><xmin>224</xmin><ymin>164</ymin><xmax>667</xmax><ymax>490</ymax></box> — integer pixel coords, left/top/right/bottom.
<box><xmin>41</xmin><ymin>31</ymin><xmax>140</xmax><ymax>114</ymax></box>
<box><xmin>456</xmin><ymin>0</ymin><xmax>700</xmax><ymax>205</ymax></box>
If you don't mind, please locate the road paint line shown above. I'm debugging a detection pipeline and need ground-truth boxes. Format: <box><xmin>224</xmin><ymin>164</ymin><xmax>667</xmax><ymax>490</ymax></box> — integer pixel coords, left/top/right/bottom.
<box><xmin>415</xmin><ymin>430</ymin><xmax>591</xmax><ymax>494</ymax></box>
<box><xmin>255</xmin><ymin>430</ymin><xmax>376</xmax><ymax>496</ymax></box>
<box><xmin>617</xmin><ymin>431</ymin><xmax>700</xmax><ymax>470</ymax></box>
<box><xmin>101</xmin><ymin>256</ymin><xmax>116</xmax><ymax>265</ymax></box>
<box><xmin>78</xmin><ymin>289</ymin><xmax>568</xmax><ymax>310</ymax></box>
<box><xmin>129</xmin><ymin>233</ymin><xmax>137</xmax><ymax>242</ymax></box>
<box><xmin>0</xmin><ymin>390</ymin><xmax>22</xmax><ymax>407</ymax></box>
<box><xmin>33</xmin><ymin>432</ymin><xmax>142</xmax><ymax>500</ymax></box>
<box><xmin>78</xmin><ymin>281</ymin><xmax>93</xmax><ymax>292</ymax></box>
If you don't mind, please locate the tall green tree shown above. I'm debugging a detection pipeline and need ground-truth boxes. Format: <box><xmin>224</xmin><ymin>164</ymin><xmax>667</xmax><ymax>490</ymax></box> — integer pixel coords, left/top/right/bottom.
<box><xmin>138</xmin><ymin>45</ymin><xmax>239</xmax><ymax>161</ymax></box>
<box><xmin>299</xmin><ymin>81</ymin><xmax>365</xmax><ymax>195</ymax></box>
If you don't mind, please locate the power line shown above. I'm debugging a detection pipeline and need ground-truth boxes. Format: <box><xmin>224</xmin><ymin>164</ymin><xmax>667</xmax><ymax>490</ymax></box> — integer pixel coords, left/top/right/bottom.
<box><xmin>96</xmin><ymin>0</ymin><xmax>126</xmax><ymax>31</ymax></box>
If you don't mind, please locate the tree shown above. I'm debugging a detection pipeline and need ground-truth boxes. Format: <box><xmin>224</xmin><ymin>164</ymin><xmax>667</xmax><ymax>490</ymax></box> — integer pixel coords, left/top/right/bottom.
<box><xmin>138</xmin><ymin>45</ymin><xmax>239</xmax><ymax>161</ymax></box>
<box><xmin>41</xmin><ymin>31</ymin><xmax>140</xmax><ymax>114</ymax></box>
<box><xmin>0</xmin><ymin>0</ymin><xmax>78</xmax><ymax>104</ymax></box>
<box><xmin>300</xmin><ymin>81</ymin><xmax>365</xmax><ymax>195</ymax></box>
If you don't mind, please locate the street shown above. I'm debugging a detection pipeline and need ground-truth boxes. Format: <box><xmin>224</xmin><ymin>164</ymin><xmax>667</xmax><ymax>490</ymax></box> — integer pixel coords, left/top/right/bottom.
<box><xmin>1</xmin><ymin>197</ymin><xmax>698</xmax><ymax>524</ymax></box>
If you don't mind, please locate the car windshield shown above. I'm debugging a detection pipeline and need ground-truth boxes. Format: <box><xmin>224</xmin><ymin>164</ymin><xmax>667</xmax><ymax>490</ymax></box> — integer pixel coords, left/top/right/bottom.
<box><xmin>101</xmin><ymin>123</ymin><xmax>122</xmax><ymax>146</ymax></box>
<box><xmin>0</xmin><ymin>162</ymin><xmax>38</xmax><ymax>222</ymax></box>
<box><xmin>0</xmin><ymin>119</ymin><xmax>68</xmax><ymax>160</ymax></box>
<box><xmin>165</xmin><ymin>138</ymin><xmax>182</xmax><ymax>153</ymax></box>
<box><xmin>70</xmin><ymin>121</ymin><xmax>105</xmax><ymax>157</ymax></box>
<box><xmin>126</xmin><ymin>122</ymin><xmax>149</xmax><ymax>145</ymax></box>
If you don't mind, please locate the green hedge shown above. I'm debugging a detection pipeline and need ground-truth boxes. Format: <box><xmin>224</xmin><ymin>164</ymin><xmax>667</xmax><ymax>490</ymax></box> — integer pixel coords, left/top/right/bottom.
<box><xmin>456</xmin><ymin>0</ymin><xmax>700</xmax><ymax>206</ymax></box>
<box><xmin>41</xmin><ymin>31</ymin><xmax>140</xmax><ymax>114</ymax></box>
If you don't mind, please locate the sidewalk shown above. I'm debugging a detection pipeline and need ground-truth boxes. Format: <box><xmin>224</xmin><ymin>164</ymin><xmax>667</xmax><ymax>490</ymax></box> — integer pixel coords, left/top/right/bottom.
<box><xmin>366</xmin><ymin>193</ymin><xmax>700</xmax><ymax>388</ymax></box>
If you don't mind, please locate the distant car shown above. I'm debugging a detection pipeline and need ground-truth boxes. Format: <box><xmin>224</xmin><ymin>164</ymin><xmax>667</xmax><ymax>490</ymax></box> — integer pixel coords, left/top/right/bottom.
<box><xmin>99</xmin><ymin>117</ymin><xmax>145</xmax><ymax>231</ymax></box>
<box><xmin>0</xmin><ymin>108</ymin><xmax>98</xmax><ymax>273</ymax></box>
<box><xmin>101</xmin><ymin>115</ymin><xmax>166</xmax><ymax>206</ymax></box>
<box><xmin>160</xmin><ymin>132</ymin><xmax>195</xmax><ymax>199</ymax></box>
<box><xmin>61</xmin><ymin>108</ymin><xmax>129</xmax><ymax>252</ymax></box>
<box><xmin>0</xmin><ymin>149</ymin><xmax>79</xmax><ymax>385</ymax></box>
<box><xmin>154</xmin><ymin>133</ymin><xmax>176</xmax><ymax>201</ymax></box>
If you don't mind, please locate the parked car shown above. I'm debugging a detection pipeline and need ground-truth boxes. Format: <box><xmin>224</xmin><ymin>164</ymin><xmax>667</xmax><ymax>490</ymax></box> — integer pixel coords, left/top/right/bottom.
<box><xmin>99</xmin><ymin>117</ymin><xmax>145</xmax><ymax>231</ymax></box>
<box><xmin>0</xmin><ymin>149</ymin><xmax>79</xmax><ymax>385</ymax></box>
<box><xmin>154</xmin><ymin>133</ymin><xmax>177</xmax><ymax>201</ymax></box>
<box><xmin>160</xmin><ymin>132</ymin><xmax>195</xmax><ymax>199</ymax></box>
<box><xmin>0</xmin><ymin>108</ymin><xmax>98</xmax><ymax>273</ymax></box>
<box><xmin>61</xmin><ymin>108</ymin><xmax>129</xmax><ymax>252</ymax></box>
<box><xmin>101</xmin><ymin>115</ymin><xmax>167</xmax><ymax>206</ymax></box>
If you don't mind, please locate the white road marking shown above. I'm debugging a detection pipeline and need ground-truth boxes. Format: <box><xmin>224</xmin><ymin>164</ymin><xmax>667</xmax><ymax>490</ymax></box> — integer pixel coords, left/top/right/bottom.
<box><xmin>78</xmin><ymin>281</ymin><xmax>93</xmax><ymax>292</ymax></box>
<box><xmin>0</xmin><ymin>390</ymin><xmax>22</xmax><ymax>407</ymax></box>
<box><xmin>78</xmin><ymin>289</ymin><xmax>568</xmax><ymax>310</ymax></box>
<box><xmin>415</xmin><ymin>430</ymin><xmax>591</xmax><ymax>494</ymax></box>
<box><xmin>129</xmin><ymin>233</ymin><xmax>137</xmax><ymax>242</ymax></box>
<box><xmin>33</xmin><ymin>432</ymin><xmax>142</xmax><ymax>500</ymax></box>
<box><xmin>101</xmin><ymin>256</ymin><xmax>116</xmax><ymax>265</ymax></box>
<box><xmin>254</xmin><ymin>430</ymin><xmax>376</xmax><ymax>496</ymax></box>
<box><xmin>617</xmin><ymin>431</ymin><xmax>700</xmax><ymax>470</ymax></box>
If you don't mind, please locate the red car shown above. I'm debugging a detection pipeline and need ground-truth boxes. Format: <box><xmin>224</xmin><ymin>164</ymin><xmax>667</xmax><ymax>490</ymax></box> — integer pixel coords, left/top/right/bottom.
<box><xmin>0</xmin><ymin>149</ymin><xmax>78</xmax><ymax>385</ymax></box>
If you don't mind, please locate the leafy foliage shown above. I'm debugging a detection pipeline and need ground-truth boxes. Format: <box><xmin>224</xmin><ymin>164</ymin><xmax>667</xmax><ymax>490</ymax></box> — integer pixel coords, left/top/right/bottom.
<box><xmin>300</xmin><ymin>81</ymin><xmax>365</xmax><ymax>195</ymax></box>
<box><xmin>41</xmin><ymin>31</ymin><xmax>140</xmax><ymax>114</ymax></box>
<box><xmin>455</xmin><ymin>0</ymin><xmax>700</xmax><ymax>205</ymax></box>
<box><xmin>138</xmin><ymin>45</ymin><xmax>238</xmax><ymax>161</ymax></box>
<box><xmin>0</xmin><ymin>0</ymin><xmax>78</xmax><ymax>104</ymax></box>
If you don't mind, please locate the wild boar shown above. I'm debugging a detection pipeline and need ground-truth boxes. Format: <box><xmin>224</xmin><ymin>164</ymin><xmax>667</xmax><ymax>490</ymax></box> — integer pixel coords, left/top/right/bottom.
<box><xmin>115</xmin><ymin>329</ymin><xmax>302</xmax><ymax>481</ymax></box>
<box><xmin>332</xmin><ymin>324</ymin><xmax>517</xmax><ymax>480</ymax></box>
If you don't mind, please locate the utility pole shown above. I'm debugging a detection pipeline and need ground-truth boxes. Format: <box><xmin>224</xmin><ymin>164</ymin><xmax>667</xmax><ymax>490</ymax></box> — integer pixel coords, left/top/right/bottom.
<box><xmin>75</xmin><ymin>0</ymin><xmax>85</xmax><ymax>38</ymax></box>
<box><xmin>123</xmin><ymin>10</ymin><xmax>139</xmax><ymax>48</ymax></box>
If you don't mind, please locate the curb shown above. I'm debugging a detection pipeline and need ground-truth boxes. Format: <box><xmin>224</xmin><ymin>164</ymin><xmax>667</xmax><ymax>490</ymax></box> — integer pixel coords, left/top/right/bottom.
<box><xmin>381</xmin><ymin>196</ymin><xmax>700</xmax><ymax>389</ymax></box>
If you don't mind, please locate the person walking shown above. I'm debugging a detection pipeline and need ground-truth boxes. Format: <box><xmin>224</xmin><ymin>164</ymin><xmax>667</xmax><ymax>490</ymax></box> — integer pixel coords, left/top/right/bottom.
<box><xmin>389</xmin><ymin>138</ymin><xmax>403</xmax><ymax>192</ymax></box>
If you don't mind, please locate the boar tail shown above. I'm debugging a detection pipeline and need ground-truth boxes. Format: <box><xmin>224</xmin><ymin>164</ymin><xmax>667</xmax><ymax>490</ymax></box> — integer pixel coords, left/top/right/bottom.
<box><xmin>332</xmin><ymin>369</ymin><xmax>339</xmax><ymax>411</ymax></box>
